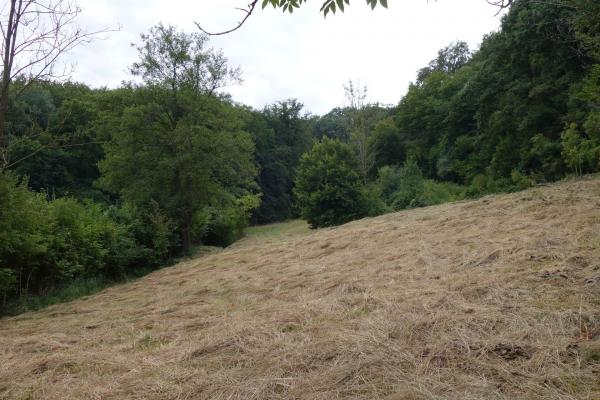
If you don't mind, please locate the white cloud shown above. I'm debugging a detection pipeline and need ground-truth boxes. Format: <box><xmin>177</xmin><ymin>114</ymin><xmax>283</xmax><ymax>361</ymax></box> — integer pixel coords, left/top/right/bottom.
<box><xmin>66</xmin><ymin>0</ymin><xmax>506</xmax><ymax>114</ymax></box>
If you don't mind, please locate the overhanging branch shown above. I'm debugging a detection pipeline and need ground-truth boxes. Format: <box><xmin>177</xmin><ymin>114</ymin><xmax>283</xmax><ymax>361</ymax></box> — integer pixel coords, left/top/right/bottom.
<box><xmin>195</xmin><ymin>0</ymin><xmax>259</xmax><ymax>36</ymax></box>
<box><xmin>487</xmin><ymin>0</ymin><xmax>514</xmax><ymax>15</ymax></box>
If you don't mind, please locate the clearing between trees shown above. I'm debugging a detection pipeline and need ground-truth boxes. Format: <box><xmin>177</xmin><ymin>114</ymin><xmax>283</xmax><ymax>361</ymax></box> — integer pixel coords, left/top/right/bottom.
<box><xmin>1</xmin><ymin>177</ymin><xmax>599</xmax><ymax>400</ymax></box>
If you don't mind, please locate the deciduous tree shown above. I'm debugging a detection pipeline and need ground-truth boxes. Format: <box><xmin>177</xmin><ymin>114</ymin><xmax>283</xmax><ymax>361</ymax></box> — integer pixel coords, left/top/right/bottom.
<box><xmin>294</xmin><ymin>137</ymin><xmax>368</xmax><ymax>228</ymax></box>
<box><xmin>100</xmin><ymin>27</ymin><xmax>257</xmax><ymax>253</ymax></box>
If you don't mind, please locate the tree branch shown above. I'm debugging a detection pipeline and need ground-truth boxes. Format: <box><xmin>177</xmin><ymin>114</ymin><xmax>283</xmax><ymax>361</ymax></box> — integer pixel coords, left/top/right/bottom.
<box><xmin>194</xmin><ymin>0</ymin><xmax>259</xmax><ymax>36</ymax></box>
<box><xmin>487</xmin><ymin>0</ymin><xmax>514</xmax><ymax>15</ymax></box>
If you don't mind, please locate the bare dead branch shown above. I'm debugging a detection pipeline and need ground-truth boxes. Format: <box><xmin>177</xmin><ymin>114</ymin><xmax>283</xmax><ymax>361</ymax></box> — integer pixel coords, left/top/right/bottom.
<box><xmin>194</xmin><ymin>0</ymin><xmax>259</xmax><ymax>36</ymax></box>
<box><xmin>487</xmin><ymin>0</ymin><xmax>515</xmax><ymax>16</ymax></box>
<box><xmin>486</xmin><ymin>0</ymin><xmax>514</xmax><ymax>9</ymax></box>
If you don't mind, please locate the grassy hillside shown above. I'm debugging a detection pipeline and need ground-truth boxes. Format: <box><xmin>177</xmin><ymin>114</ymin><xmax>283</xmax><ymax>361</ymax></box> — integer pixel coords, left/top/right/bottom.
<box><xmin>1</xmin><ymin>177</ymin><xmax>599</xmax><ymax>400</ymax></box>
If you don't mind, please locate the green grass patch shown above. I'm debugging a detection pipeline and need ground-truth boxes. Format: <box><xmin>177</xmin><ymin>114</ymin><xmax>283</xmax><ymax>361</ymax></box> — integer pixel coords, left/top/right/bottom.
<box><xmin>244</xmin><ymin>220</ymin><xmax>310</xmax><ymax>239</ymax></box>
<box><xmin>1</xmin><ymin>266</ymin><xmax>159</xmax><ymax>317</ymax></box>
<box><xmin>2</xmin><ymin>276</ymin><xmax>110</xmax><ymax>316</ymax></box>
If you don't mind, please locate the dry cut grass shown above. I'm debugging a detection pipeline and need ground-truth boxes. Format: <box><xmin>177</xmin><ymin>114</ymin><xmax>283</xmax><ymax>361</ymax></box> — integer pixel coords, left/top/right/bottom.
<box><xmin>1</xmin><ymin>176</ymin><xmax>600</xmax><ymax>400</ymax></box>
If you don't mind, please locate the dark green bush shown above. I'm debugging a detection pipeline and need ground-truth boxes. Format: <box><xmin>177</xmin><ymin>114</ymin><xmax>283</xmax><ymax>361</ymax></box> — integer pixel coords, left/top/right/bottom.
<box><xmin>107</xmin><ymin>201</ymin><xmax>176</xmax><ymax>266</ymax></box>
<box><xmin>421</xmin><ymin>180</ymin><xmax>466</xmax><ymax>206</ymax></box>
<box><xmin>0</xmin><ymin>172</ymin><xmax>51</xmax><ymax>300</ymax></box>
<box><xmin>294</xmin><ymin>138</ymin><xmax>370</xmax><ymax>228</ymax></box>
<box><xmin>48</xmin><ymin>198</ymin><xmax>136</xmax><ymax>279</ymax></box>
<box><xmin>375</xmin><ymin>160</ymin><xmax>425</xmax><ymax>211</ymax></box>
<box><xmin>466</xmin><ymin>169</ymin><xmax>533</xmax><ymax>198</ymax></box>
<box><xmin>203</xmin><ymin>195</ymin><xmax>261</xmax><ymax>246</ymax></box>
<box><xmin>362</xmin><ymin>184</ymin><xmax>390</xmax><ymax>216</ymax></box>
<box><xmin>0</xmin><ymin>171</ymin><xmax>177</xmax><ymax>311</ymax></box>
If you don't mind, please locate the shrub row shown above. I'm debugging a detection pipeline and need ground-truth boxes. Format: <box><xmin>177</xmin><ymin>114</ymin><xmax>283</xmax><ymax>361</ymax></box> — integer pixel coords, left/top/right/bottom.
<box><xmin>0</xmin><ymin>172</ymin><xmax>174</xmax><ymax>310</ymax></box>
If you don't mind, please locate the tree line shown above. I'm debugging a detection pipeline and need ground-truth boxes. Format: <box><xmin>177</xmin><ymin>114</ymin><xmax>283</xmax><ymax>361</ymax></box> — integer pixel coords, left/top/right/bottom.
<box><xmin>1</xmin><ymin>0</ymin><xmax>599</xmax><ymax>312</ymax></box>
<box><xmin>294</xmin><ymin>0</ymin><xmax>600</xmax><ymax>227</ymax></box>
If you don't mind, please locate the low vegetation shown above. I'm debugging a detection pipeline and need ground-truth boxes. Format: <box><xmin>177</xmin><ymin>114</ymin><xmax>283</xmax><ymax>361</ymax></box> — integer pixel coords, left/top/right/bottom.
<box><xmin>1</xmin><ymin>177</ymin><xmax>599</xmax><ymax>399</ymax></box>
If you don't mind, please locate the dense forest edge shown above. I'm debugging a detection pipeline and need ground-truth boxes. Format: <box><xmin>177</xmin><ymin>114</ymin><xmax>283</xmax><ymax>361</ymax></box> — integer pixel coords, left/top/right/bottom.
<box><xmin>1</xmin><ymin>0</ymin><xmax>599</xmax><ymax>315</ymax></box>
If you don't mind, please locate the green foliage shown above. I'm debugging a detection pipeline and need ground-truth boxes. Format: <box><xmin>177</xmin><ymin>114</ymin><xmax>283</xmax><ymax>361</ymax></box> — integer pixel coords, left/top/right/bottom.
<box><xmin>348</xmin><ymin>103</ymin><xmax>390</xmax><ymax>183</ymax></box>
<box><xmin>466</xmin><ymin>169</ymin><xmax>533</xmax><ymax>198</ymax></box>
<box><xmin>294</xmin><ymin>138</ymin><xmax>369</xmax><ymax>228</ymax></box>
<box><xmin>0</xmin><ymin>269</ymin><xmax>16</xmax><ymax>305</ymax></box>
<box><xmin>466</xmin><ymin>174</ymin><xmax>495</xmax><ymax>197</ymax></box>
<box><xmin>48</xmin><ymin>198</ymin><xmax>124</xmax><ymax>279</ymax></box>
<box><xmin>248</xmin><ymin>100</ymin><xmax>312</xmax><ymax>224</ymax></box>
<box><xmin>375</xmin><ymin>165</ymin><xmax>402</xmax><ymax>204</ymax></box>
<box><xmin>370</xmin><ymin>161</ymin><xmax>466</xmax><ymax>213</ymax></box>
<box><xmin>107</xmin><ymin>201</ymin><xmax>176</xmax><ymax>266</ymax></box>
<box><xmin>204</xmin><ymin>194</ymin><xmax>262</xmax><ymax>246</ymax></box>
<box><xmin>0</xmin><ymin>172</ymin><xmax>51</xmax><ymax>301</ymax></box>
<box><xmin>562</xmin><ymin>65</ymin><xmax>600</xmax><ymax>175</ymax></box>
<box><xmin>262</xmin><ymin>0</ymin><xmax>387</xmax><ymax>16</ymax></box>
<box><xmin>0</xmin><ymin>170</ymin><xmax>182</xmax><ymax>312</ymax></box>
<box><xmin>100</xmin><ymin>26</ymin><xmax>258</xmax><ymax>253</ymax></box>
<box><xmin>311</xmin><ymin>107</ymin><xmax>352</xmax><ymax>142</ymax></box>
<box><xmin>417</xmin><ymin>41</ymin><xmax>471</xmax><ymax>84</ymax></box>
<box><xmin>375</xmin><ymin>160</ymin><xmax>425</xmax><ymax>210</ymax></box>
<box><xmin>390</xmin><ymin>160</ymin><xmax>424</xmax><ymax>210</ymax></box>
<box><xmin>370</xmin><ymin>117</ymin><xmax>404</xmax><ymax>170</ymax></box>
<box><xmin>421</xmin><ymin>180</ymin><xmax>466</xmax><ymax>206</ymax></box>
<box><xmin>5</xmin><ymin>82</ymin><xmax>104</xmax><ymax>198</ymax></box>
<box><xmin>362</xmin><ymin>184</ymin><xmax>390</xmax><ymax>216</ymax></box>
<box><xmin>98</xmin><ymin>95</ymin><xmax>258</xmax><ymax>253</ymax></box>
<box><xmin>3</xmin><ymin>276</ymin><xmax>109</xmax><ymax>316</ymax></box>
<box><xmin>569</xmin><ymin>1</ymin><xmax>600</xmax><ymax>61</ymax></box>
<box><xmin>0</xmin><ymin>26</ymin><xmax>265</xmax><ymax>313</ymax></box>
<box><xmin>131</xmin><ymin>24</ymin><xmax>241</xmax><ymax>96</ymax></box>
<box><xmin>561</xmin><ymin>124</ymin><xmax>599</xmax><ymax>176</ymax></box>
<box><xmin>4</xmin><ymin>2</ymin><xmax>600</xmax><ymax>314</ymax></box>
<box><xmin>509</xmin><ymin>170</ymin><xmax>535</xmax><ymax>191</ymax></box>
<box><xmin>523</xmin><ymin>134</ymin><xmax>565</xmax><ymax>182</ymax></box>
<box><xmin>384</xmin><ymin>0</ymin><xmax>600</xmax><ymax>188</ymax></box>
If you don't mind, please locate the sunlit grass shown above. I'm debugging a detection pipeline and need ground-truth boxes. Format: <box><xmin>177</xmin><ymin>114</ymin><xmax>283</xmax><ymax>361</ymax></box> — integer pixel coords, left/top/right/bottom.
<box><xmin>244</xmin><ymin>219</ymin><xmax>310</xmax><ymax>239</ymax></box>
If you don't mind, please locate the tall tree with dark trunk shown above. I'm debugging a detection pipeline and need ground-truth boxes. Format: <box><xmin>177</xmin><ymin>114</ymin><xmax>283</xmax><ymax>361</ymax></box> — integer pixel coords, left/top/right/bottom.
<box><xmin>99</xmin><ymin>25</ymin><xmax>256</xmax><ymax>254</ymax></box>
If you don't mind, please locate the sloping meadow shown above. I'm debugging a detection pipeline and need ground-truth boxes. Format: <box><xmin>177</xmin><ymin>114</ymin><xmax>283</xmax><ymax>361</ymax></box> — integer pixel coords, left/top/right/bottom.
<box><xmin>1</xmin><ymin>177</ymin><xmax>599</xmax><ymax>399</ymax></box>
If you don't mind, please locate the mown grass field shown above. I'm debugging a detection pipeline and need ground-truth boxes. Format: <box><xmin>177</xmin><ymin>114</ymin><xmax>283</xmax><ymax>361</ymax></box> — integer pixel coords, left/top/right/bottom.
<box><xmin>1</xmin><ymin>177</ymin><xmax>599</xmax><ymax>399</ymax></box>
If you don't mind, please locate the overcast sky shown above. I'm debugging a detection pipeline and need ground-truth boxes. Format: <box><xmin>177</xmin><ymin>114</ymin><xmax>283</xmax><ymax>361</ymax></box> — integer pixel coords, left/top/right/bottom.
<box><xmin>67</xmin><ymin>0</ymin><xmax>506</xmax><ymax>115</ymax></box>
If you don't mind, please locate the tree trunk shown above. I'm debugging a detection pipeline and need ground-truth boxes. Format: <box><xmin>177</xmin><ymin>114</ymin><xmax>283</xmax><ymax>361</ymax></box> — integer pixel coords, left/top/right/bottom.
<box><xmin>181</xmin><ymin>221</ymin><xmax>192</xmax><ymax>255</ymax></box>
<box><xmin>0</xmin><ymin>79</ymin><xmax>9</xmax><ymax>165</ymax></box>
<box><xmin>0</xmin><ymin>97</ymin><xmax>7</xmax><ymax>170</ymax></box>
<box><xmin>0</xmin><ymin>0</ymin><xmax>18</xmax><ymax>170</ymax></box>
